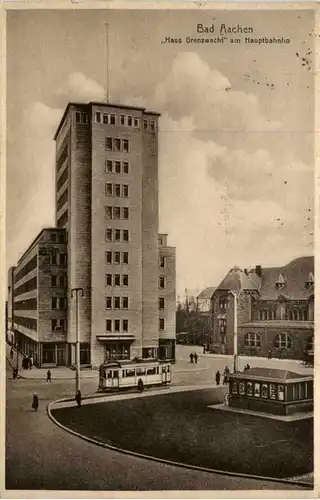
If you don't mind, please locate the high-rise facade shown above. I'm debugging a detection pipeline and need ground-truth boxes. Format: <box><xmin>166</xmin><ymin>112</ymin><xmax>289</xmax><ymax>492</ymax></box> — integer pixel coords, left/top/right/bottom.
<box><xmin>53</xmin><ymin>102</ymin><xmax>176</xmax><ymax>367</ymax></box>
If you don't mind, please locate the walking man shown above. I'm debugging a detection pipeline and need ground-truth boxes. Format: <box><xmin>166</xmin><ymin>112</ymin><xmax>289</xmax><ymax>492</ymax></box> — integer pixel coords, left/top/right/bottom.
<box><xmin>194</xmin><ymin>352</ymin><xmax>198</xmax><ymax>364</ymax></box>
<box><xmin>75</xmin><ymin>390</ymin><xmax>82</xmax><ymax>408</ymax></box>
<box><xmin>189</xmin><ymin>352</ymin><xmax>194</xmax><ymax>364</ymax></box>
<box><xmin>223</xmin><ymin>365</ymin><xmax>230</xmax><ymax>385</ymax></box>
<box><xmin>29</xmin><ymin>356</ymin><xmax>33</xmax><ymax>369</ymax></box>
<box><xmin>32</xmin><ymin>393</ymin><xmax>39</xmax><ymax>412</ymax></box>
<box><xmin>46</xmin><ymin>369</ymin><xmax>52</xmax><ymax>383</ymax></box>
<box><xmin>215</xmin><ymin>370</ymin><xmax>221</xmax><ymax>386</ymax></box>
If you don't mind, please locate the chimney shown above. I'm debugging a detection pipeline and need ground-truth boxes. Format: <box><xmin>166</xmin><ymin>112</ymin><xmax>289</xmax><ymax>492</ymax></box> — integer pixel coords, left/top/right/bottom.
<box><xmin>255</xmin><ymin>265</ymin><xmax>262</xmax><ymax>277</ymax></box>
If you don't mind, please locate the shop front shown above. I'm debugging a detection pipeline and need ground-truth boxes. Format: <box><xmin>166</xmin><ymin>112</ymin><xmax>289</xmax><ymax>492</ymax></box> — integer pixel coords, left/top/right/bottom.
<box><xmin>228</xmin><ymin>367</ymin><xmax>313</xmax><ymax>416</ymax></box>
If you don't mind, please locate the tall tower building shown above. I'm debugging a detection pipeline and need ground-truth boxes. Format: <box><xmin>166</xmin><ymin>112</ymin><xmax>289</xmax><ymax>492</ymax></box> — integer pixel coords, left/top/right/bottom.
<box><xmin>54</xmin><ymin>102</ymin><xmax>176</xmax><ymax>366</ymax></box>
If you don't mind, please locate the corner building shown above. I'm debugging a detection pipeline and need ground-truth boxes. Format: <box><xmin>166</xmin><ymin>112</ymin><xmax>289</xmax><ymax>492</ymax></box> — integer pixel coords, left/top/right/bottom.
<box><xmin>54</xmin><ymin>102</ymin><xmax>176</xmax><ymax>367</ymax></box>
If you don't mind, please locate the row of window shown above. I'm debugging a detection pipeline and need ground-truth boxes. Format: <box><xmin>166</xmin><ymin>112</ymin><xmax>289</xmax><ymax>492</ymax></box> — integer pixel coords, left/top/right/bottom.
<box><xmin>106</xmin><ymin>319</ymin><xmax>129</xmax><ymax>333</ymax></box>
<box><xmin>105</xmin><ymin>297</ymin><xmax>166</xmax><ymax>310</ymax></box>
<box><xmin>105</xmin><ymin>229</ymin><xmax>129</xmax><ymax>243</ymax></box>
<box><xmin>95</xmin><ymin>111</ymin><xmax>156</xmax><ymax>131</ymax></box>
<box><xmin>105</xmin><ymin>137</ymin><xmax>130</xmax><ymax>153</ymax></box>
<box><xmin>105</xmin><ymin>160</ymin><xmax>129</xmax><ymax>175</ymax></box>
<box><xmin>105</xmin><ymin>251</ymin><xmax>129</xmax><ymax>265</ymax></box>
<box><xmin>230</xmin><ymin>380</ymin><xmax>310</xmax><ymax>401</ymax></box>
<box><xmin>105</xmin><ymin>183</ymin><xmax>129</xmax><ymax>198</ymax></box>
<box><xmin>57</xmin><ymin>143</ymin><xmax>68</xmax><ymax>173</ymax></box>
<box><xmin>106</xmin><ymin>274</ymin><xmax>129</xmax><ymax>287</ymax></box>
<box><xmin>57</xmin><ymin>188</ymin><xmax>68</xmax><ymax>212</ymax></box>
<box><xmin>244</xmin><ymin>332</ymin><xmax>292</xmax><ymax>349</ymax></box>
<box><xmin>52</xmin><ymin>275</ymin><xmax>67</xmax><ymax>287</ymax></box>
<box><xmin>14</xmin><ymin>255</ymin><xmax>37</xmax><ymax>284</ymax></box>
<box><xmin>52</xmin><ymin>297</ymin><xmax>68</xmax><ymax>310</ymax></box>
<box><xmin>105</xmin><ymin>206</ymin><xmax>129</xmax><ymax>220</ymax></box>
<box><xmin>57</xmin><ymin>168</ymin><xmax>68</xmax><ymax>192</ymax></box>
<box><xmin>57</xmin><ymin>210</ymin><xmax>68</xmax><ymax>228</ymax></box>
<box><xmin>51</xmin><ymin>319</ymin><xmax>67</xmax><ymax>331</ymax></box>
<box><xmin>14</xmin><ymin>277</ymin><xmax>37</xmax><ymax>297</ymax></box>
<box><xmin>257</xmin><ymin>310</ymin><xmax>309</xmax><ymax>321</ymax></box>
<box><xmin>14</xmin><ymin>316</ymin><xmax>37</xmax><ymax>331</ymax></box>
<box><xmin>13</xmin><ymin>298</ymin><xmax>37</xmax><ymax>311</ymax></box>
<box><xmin>51</xmin><ymin>252</ymin><xmax>67</xmax><ymax>267</ymax></box>
<box><xmin>49</xmin><ymin>233</ymin><xmax>66</xmax><ymax>244</ymax></box>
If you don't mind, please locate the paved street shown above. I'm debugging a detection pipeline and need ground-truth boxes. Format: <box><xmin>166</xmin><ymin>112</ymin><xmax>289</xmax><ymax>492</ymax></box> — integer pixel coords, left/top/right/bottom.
<box><xmin>5</xmin><ymin>345</ymin><xmax>312</xmax><ymax>492</ymax></box>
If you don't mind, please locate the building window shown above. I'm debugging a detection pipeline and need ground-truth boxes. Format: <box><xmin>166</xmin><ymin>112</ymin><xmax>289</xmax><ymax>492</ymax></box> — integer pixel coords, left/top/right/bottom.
<box><xmin>120</xmin><ymin>115</ymin><xmax>125</xmax><ymax>126</ymax></box>
<box><xmin>59</xmin><ymin>254</ymin><xmax>67</xmax><ymax>267</ymax></box>
<box><xmin>105</xmin><ymin>206</ymin><xmax>113</xmax><ymax>219</ymax></box>
<box><xmin>123</xmin><ymin>207</ymin><xmax>129</xmax><ymax>220</ymax></box>
<box><xmin>103</xmin><ymin>113</ymin><xmax>108</xmax><ymax>124</ymax></box>
<box><xmin>114</xmin><ymin>252</ymin><xmax>121</xmax><ymax>264</ymax></box>
<box><xmin>106</xmin><ymin>137</ymin><xmax>113</xmax><ymax>151</ymax></box>
<box><xmin>105</xmin><ymin>229</ymin><xmax>112</xmax><ymax>242</ymax></box>
<box><xmin>51</xmin><ymin>319</ymin><xmax>66</xmax><ymax>332</ymax></box>
<box><xmin>110</xmin><ymin>114</ymin><xmax>116</xmax><ymax>125</ymax></box>
<box><xmin>114</xmin><ymin>274</ymin><xmax>121</xmax><ymax>286</ymax></box>
<box><xmin>150</xmin><ymin>120</ymin><xmax>156</xmax><ymax>131</ymax></box>
<box><xmin>82</xmin><ymin>114</ymin><xmax>88</xmax><ymax>125</ymax></box>
<box><xmin>159</xmin><ymin>297</ymin><xmax>165</xmax><ymax>310</ymax></box>
<box><xmin>115</xmin><ymin>229</ymin><xmax>121</xmax><ymax>242</ymax></box>
<box><xmin>123</xmin><ymin>252</ymin><xmax>129</xmax><ymax>264</ymax></box>
<box><xmin>159</xmin><ymin>276</ymin><xmax>165</xmax><ymax>289</ymax></box>
<box><xmin>114</xmin><ymin>319</ymin><xmax>120</xmax><ymax>332</ymax></box>
<box><xmin>123</xmin><ymin>162</ymin><xmax>129</xmax><ymax>174</ymax></box>
<box><xmin>114</xmin><ymin>297</ymin><xmax>121</xmax><ymax>309</ymax></box>
<box><xmin>114</xmin><ymin>138</ymin><xmax>121</xmax><ymax>152</ymax></box>
<box><xmin>115</xmin><ymin>161</ymin><xmax>121</xmax><ymax>174</ymax></box>
<box><xmin>123</xmin><ymin>297</ymin><xmax>129</xmax><ymax>309</ymax></box>
<box><xmin>159</xmin><ymin>318</ymin><xmax>165</xmax><ymax>331</ymax></box>
<box><xmin>122</xmin><ymin>185</ymin><xmax>129</xmax><ymax>197</ymax></box>
<box><xmin>114</xmin><ymin>207</ymin><xmax>121</xmax><ymax>220</ymax></box>
<box><xmin>106</xmin><ymin>274</ymin><xmax>112</xmax><ymax>286</ymax></box>
<box><xmin>52</xmin><ymin>276</ymin><xmax>57</xmax><ymax>287</ymax></box>
<box><xmin>106</xmin><ymin>297</ymin><xmax>112</xmax><ymax>309</ymax></box>
<box><xmin>123</xmin><ymin>230</ymin><xmax>129</xmax><ymax>242</ymax></box>
<box><xmin>244</xmin><ymin>332</ymin><xmax>261</xmax><ymax>348</ymax></box>
<box><xmin>115</xmin><ymin>184</ymin><xmax>121</xmax><ymax>197</ymax></box>
<box><xmin>75</xmin><ymin>112</ymin><xmax>81</xmax><ymax>123</ymax></box>
<box><xmin>123</xmin><ymin>319</ymin><xmax>128</xmax><ymax>332</ymax></box>
<box><xmin>134</xmin><ymin>117</ymin><xmax>139</xmax><ymax>127</ymax></box>
<box><xmin>123</xmin><ymin>139</ymin><xmax>129</xmax><ymax>153</ymax></box>
<box><xmin>123</xmin><ymin>275</ymin><xmax>128</xmax><ymax>287</ymax></box>
<box><xmin>219</xmin><ymin>298</ymin><xmax>228</xmax><ymax>309</ymax></box>
<box><xmin>106</xmin><ymin>319</ymin><xmax>112</xmax><ymax>332</ymax></box>
<box><xmin>219</xmin><ymin>319</ymin><xmax>227</xmax><ymax>334</ymax></box>
<box><xmin>143</xmin><ymin>120</ymin><xmax>148</xmax><ymax>130</ymax></box>
<box><xmin>127</xmin><ymin>116</ymin><xmax>133</xmax><ymax>127</ymax></box>
<box><xmin>274</xmin><ymin>333</ymin><xmax>293</xmax><ymax>350</ymax></box>
<box><xmin>159</xmin><ymin>256</ymin><xmax>165</xmax><ymax>268</ymax></box>
<box><xmin>105</xmin><ymin>183</ymin><xmax>113</xmax><ymax>196</ymax></box>
<box><xmin>106</xmin><ymin>160</ymin><xmax>113</xmax><ymax>173</ymax></box>
<box><xmin>95</xmin><ymin>111</ymin><xmax>101</xmax><ymax>123</ymax></box>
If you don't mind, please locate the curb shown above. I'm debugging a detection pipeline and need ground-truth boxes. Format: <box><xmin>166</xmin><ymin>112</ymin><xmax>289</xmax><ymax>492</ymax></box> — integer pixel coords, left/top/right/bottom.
<box><xmin>47</xmin><ymin>395</ymin><xmax>313</xmax><ymax>490</ymax></box>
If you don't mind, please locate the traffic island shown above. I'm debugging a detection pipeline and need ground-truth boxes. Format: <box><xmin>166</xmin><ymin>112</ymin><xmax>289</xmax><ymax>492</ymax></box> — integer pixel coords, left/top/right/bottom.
<box><xmin>51</xmin><ymin>388</ymin><xmax>313</xmax><ymax>481</ymax></box>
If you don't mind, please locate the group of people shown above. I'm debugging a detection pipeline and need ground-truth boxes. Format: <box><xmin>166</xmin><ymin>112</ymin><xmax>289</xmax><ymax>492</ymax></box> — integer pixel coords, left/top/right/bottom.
<box><xmin>215</xmin><ymin>365</ymin><xmax>230</xmax><ymax>386</ymax></box>
<box><xmin>21</xmin><ymin>355</ymin><xmax>34</xmax><ymax>370</ymax></box>
<box><xmin>189</xmin><ymin>352</ymin><xmax>199</xmax><ymax>364</ymax></box>
<box><xmin>243</xmin><ymin>363</ymin><xmax>251</xmax><ymax>372</ymax></box>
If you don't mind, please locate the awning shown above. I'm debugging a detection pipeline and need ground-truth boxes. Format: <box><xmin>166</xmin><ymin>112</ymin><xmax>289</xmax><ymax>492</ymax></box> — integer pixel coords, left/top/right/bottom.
<box><xmin>96</xmin><ymin>335</ymin><xmax>135</xmax><ymax>342</ymax></box>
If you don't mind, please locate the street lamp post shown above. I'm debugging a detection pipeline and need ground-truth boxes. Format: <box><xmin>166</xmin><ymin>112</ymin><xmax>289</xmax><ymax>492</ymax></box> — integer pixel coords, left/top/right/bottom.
<box><xmin>228</xmin><ymin>291</ymin><xmax>238</xmax><ymax>373</ymax></box>
<box><xmin>71</xmin><ymin>288</ymin><xmax>84</xmax><ymax>393</ymax></box>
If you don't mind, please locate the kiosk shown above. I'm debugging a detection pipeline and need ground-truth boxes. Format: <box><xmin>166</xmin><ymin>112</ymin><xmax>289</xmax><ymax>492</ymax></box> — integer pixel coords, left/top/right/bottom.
<box><xmin>227</xmin><ymin>367</ymin><xmax>313</xmax><ymax>416</ymax></box>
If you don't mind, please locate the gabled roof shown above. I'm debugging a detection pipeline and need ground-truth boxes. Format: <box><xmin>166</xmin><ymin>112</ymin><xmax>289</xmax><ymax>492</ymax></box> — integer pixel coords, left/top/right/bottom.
<box><xmin>197</xmin><ymin>287</ymin><xmax>216</xmax><ymax>299</ymax></box>
<box><xmin>216</xmin><ymin>267</ymin><xmax>260</xmax><ymax>293</ymax></box>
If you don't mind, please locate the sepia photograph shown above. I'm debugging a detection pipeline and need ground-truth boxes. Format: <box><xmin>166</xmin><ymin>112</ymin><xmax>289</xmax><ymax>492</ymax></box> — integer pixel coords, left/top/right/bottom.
<box><xmin>4</xmin><ymin>4</ymin><xmax>315</xmax><ymax>495</ymax></box>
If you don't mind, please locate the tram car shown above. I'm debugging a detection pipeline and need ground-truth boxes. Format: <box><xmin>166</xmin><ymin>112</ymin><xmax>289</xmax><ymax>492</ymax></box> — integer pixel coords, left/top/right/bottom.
<box><xmin>98</xmin><ymin>359</ymin><xmax>172</xmax><ymax>392</ymax></box>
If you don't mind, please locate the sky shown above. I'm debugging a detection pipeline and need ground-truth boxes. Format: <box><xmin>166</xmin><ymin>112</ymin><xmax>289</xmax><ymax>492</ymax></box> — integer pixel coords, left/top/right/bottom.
<box><xmin>6</xmin><ymin>8</ymin><xmax>315</xmax><ymax>296</ymax></box>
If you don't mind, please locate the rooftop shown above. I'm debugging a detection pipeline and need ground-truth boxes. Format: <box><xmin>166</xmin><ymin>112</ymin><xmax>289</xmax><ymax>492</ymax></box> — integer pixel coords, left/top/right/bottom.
<box><xmin>230</xmin><ymin>366</ymin><xmax>312</xmax><ymax>382</ymax></box>
<box><xmin>197</xmin><ymin>287</ymin><xmax>216</xmax><ymax>300</ymax></box>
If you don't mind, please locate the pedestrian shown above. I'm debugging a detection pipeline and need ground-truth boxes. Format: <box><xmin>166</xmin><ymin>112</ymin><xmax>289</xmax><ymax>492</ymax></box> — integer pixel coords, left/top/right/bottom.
<box><xmin>46</xmin><ymin>369</ymin><xmax>52</xmax><ymax>383</ymax></box>
<box><xmin>29</xmin><ymin>356</ymin><xmax>33</xmax><ymax>369</ymax></box>
<box><xmin>13</xmin><ymin>368</ymin><xmax>17</xmax><ymax>379</ymax></box>
<box><xmin>215</xmin><ymin>370</ymin><xmax>221</xmax><ymax>386</ymax></box>
<box><xmin>194</xmin><ymin>353</ymin><xmax>198</xmax><ymax>364</ymax></box>
<box><xmin>137</xmin><ymin>378</ymin><xmax>144</xmax><ymax>392</ymax></box>
<box><xmin>189</xmin><ymin>352</ymin><xmax>194</xmax><ymax>364</ymax></box>
<box><xmin>203</xmin><ymin>345</ymin><xmax>206</xmax><ymax>355</ymax></box>
<box><xmin>268</xmin><ymin>349</ymin><xmax>272</xmax><ymax>360</ymax></box>
<box><xmin>223</xmin><ymin>365</ymin><xmax>230</xmax><ymax>385</ymax></box>
<box><xmin>75</xmin><ymin>390</ymin><xmax>82</xmax><ymax>408</ymax></box>
<box><xmin>32</xmin><ymin>393</ymin><xmax>39</xmax><ymax>412</ymax></box>
<box><xmin>10</xmin><ymin>347</ymin><xmax>13</xmax><ymax>359</ymax></box>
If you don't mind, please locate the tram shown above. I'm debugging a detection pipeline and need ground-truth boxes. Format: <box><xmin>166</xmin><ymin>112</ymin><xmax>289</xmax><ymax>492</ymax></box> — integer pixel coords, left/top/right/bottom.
<box><xmin>98</xmin><ymin>359</ymin><xmax>172</xmax><ymax>392</ymax></box>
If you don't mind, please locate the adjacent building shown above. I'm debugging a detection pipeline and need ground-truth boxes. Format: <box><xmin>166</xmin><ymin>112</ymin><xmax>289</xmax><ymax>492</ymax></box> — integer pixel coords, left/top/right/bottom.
<box><xmin>8</xmin><ymin>101</ymin><xmax>176</xmax><ymax>367</ymax></box>
<box><xmin>211</xmin><ymin>257</ymin><xmax>314</xmax><ymax>360</ymax></box>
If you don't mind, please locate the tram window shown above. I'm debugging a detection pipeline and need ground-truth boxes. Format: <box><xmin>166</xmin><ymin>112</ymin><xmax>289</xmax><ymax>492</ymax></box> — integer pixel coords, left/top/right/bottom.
<box><xmin>167</xmin><ymin>366</ymin><xmax>170</xmax><ymax>373</ymax></box>
<box><xmin>147</xmin><ymin>367</ymin><xmax>156</xmax><ymax>375</ymax></box>
<box><xmin>156</xmin><ymin>367</ymin><xmax>159</xmax><ymax>374</ymax></box>
<box><xmin>136</xmin><ymin>367</ymin><xmax>146</xmax><ymax>376</ymax></box>
<box><xmin>113</xmin><ymin>370</ymin><xmax>119</xmax><ymax>378</ymax></box>
<box><xmin>122</xmin><ymin>370</ymin><xmax>126</xmax><ymax>377</ymax></box>
<box><xmin>126</xmin><ymin>368</ymin><xmax>135</xmax><ymax>377</ymax></box>
<box><xmin>107</xmin><ymin>370</ymin><xmax>112</xmax><ymax>379</ymax></box>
